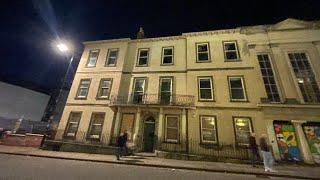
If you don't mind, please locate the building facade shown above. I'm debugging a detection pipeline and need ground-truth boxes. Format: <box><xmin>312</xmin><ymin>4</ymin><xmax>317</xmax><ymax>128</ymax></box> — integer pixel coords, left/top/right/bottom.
<box><xmin>55</xmin><ymin>19</ymin><xmax>320</xmax><ymax>164</ymax></box>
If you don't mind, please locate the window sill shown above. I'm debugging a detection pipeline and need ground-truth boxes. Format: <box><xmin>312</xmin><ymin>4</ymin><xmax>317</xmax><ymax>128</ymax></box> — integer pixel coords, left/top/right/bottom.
<box><xmin>230</xmin><ymin>100</ymin><xmax>249</xmax><ymax>103</ymax></box>
<box><xmin>96</xmin><ymin>97</ymin><xmax>110</xmax><ymax>100</ymax></box>
<box><xmin>63</xmin><ymin>135</ymin><xmax>76</xmax><ymax>140</ymax></box>
<box><xmin>75</xmin><ymin>97</ymin><xmax>88</xmax><ymax>100</ymax></box>
<box><xmin>104</xmin><ymin>65</ymin><xmax>117</xmax><ymax>67</ymax></box>
<box><xmin>163</xmin><ymin>141</ymin><xmax>180</xmax><ymax>144</ymax></box>
<box><xmin>196</xmin><ymin>60</ymin><xmax>212</xmax><ymax>63</ymax></box>
<box><xmin>84</xmin><ymin>66</ymin><xmax>96</xmax><ymax>68</ymax></box>
<box><xmin>160</xmin><ymin>64</ymin><xmax>174</xmax><ymax>66</ymax></box>
<box><xmin>224</xmin><ymin>59</ymin><xmax>242</xmax><ymax>62</ymax></box>
<box><xmin>198</xmin><ymin>100</ymin><xmax>215</xmax><ymax>102</ymax></box>
<box><xmin>136</xmin><ymin>65</ymin><xmax>148</xmax><ymax>67</ymax></box>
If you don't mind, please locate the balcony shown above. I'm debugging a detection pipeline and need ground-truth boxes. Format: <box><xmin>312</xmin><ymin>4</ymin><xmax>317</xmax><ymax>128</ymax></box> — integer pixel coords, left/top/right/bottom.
<box><xmin>110</xmin><ymin>94</ymin><xmax>195</xmax><ymax>107</ymax></box>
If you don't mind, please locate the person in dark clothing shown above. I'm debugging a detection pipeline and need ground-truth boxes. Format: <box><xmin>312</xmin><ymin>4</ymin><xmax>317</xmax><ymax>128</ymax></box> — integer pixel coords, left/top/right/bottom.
<box><xmin>116</xmin><ymin>130</ymin><xmax>128</xmax><ymax>160</ymax></box>
<box><xmin>259</xmin><ymin>134</ymin><xmax>276</xmax><ymax>172</ymax></box>
<box><xmin>249</xmin><ymin>132</ymin><xmax>260</xmax><ymax>167</ymax></box>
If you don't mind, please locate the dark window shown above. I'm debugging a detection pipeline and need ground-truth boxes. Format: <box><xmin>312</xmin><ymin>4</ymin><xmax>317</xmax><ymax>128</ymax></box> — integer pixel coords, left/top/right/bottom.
<box><xmin>88</xmin><ymin>113</ymin><xmax>105</xmax><ymax>139</ymax></box>
<box><xmin>137</xmin><ymin>49</ymin><xmax>149</xmax><ymax>66</ymax></box>
<box><xmin>106</xmin><ymin>49</ymin><xmax>118</xmax><ymax>66</ymax></box>
<box><xmin>229</xmin><ymin>77</ymin><xmax>247</xmax><ymax>101</ymax></box>
<box><xmin>86</xmin><ymin>50</ymin><xmax>99</xmax><ymax>67</ymax></box>
<box><xmin>162</xmin><ymin>47</ymin><xmax>174</xmax><ymax>64</ymax></box>
<box><xmin>65</xmin><ymin>112</ymin><xmax>82</xmax><ymax>137</ymax></box>
<box><xmin>224</xmin><ymin>42</ymin><xmax>239</xmax><ymax>61</ymax></box>
<box><xmin>196</xmin><ymin>43</ymin><xmax>210</xmax><ymax>62</ymax></box>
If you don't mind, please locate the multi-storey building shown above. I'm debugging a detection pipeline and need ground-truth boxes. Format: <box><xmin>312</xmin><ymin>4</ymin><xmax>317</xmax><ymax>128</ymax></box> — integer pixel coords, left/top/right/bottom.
<box><xmin>55</xmin><ymin>18</ymin><xmax>320</xmax><ymax>164</ymax></box>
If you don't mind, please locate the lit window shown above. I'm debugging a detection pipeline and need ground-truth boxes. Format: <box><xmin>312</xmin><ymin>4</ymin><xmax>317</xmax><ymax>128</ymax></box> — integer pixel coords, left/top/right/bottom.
<box><xmin>257</xmin><ymin>54</ymin><xmax>280</xmax><ymax>102</ymax></box>
<box><xmin>106</xmin><ymin>49</ymin><xmax>118</xmax><ymax>66</ymax></box>
<box><xmin>200</xmin><ymin>116</ymin><xmax>217</xmax><ymax>143</ymax></box>
<box><xmin>65</xmin><ymin>112</ymin><xmax>82</xmax><ymax>137</ymax></box>
<box><xmin>228</xmin><ymin>77</ymin><xmax>247</xmax><ymax>101</ymax></box>
<box><xmin>198</xmin><ymin>77</ymin><xmax>214</xmax><ymax>100</ymax></box>
<box><xmin>77</xmin><ymin>79</ymin><xmax>91</xmax><ymax>98</ymax></box>
<box><xmin>137</xmin><ymin>49</ymin><xmax>149</xmax><ymax>66</ymax></box>
<box><xmin>162</xmin><ymin>47</ymin><xmax>174</xmax><ymax>65</ymax></box>
<box><xmin>97</xmin><ymin>79</ymin><xmax>112</xmax><ymax>99</ymax></box>
<box><xmin>165</xmin><ymin>115</ymin><xmax>179</xmax><ymax>142</ymax></box>
<box><xmin>196</xmin><ymin>43</ymin><xmax>210</xmax><ymax>62</ymax></box>
<box><xmin>86</xmin><ymin>50</ymin><xmax>99</xmax><ymax>67</ymax></box>
<box><xmin>224</xmin><ymin>41</ymin><xmax>239</xmax><ymax>61</ymax></box>
<box><xmin>88</xmin><ymin>113</ymin><xmax>105</xmax><ymax>139</ymax></box>
<box><xmin>234</xmin><ymin>117</ymin><xmax>252</xmax><ymax>145</ymax></box>
<box><xmin>288</xmin><ymin>52</ymin><xmax>320</xmax><ymax>103</ymax></box>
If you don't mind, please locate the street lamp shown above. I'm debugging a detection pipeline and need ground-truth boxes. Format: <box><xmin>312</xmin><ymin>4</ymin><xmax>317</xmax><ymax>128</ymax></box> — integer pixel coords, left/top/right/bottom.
<box><xmin>40</xmin><ymin>43</ymin><xmax>74</xmax><ymax>148</ymax></box>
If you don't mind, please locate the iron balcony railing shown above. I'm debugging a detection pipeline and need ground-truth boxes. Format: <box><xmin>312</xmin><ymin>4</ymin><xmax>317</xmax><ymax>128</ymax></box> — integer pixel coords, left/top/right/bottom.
<box><xmin>110</xmin><ymin>93</ymin><xmax>195</xmax><ymax>107</ymax></box>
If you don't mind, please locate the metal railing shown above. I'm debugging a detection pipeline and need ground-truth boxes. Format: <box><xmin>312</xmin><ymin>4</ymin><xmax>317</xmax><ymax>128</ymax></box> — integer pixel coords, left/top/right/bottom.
<box><xmin>110</xmin><ymin>94</ymin><xmax>195</xmax><ymax>106</ymax></box>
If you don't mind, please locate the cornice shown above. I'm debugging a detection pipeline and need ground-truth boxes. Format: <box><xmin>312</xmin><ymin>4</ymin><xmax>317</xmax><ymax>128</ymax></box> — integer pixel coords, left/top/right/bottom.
<box><xmin>183</xmin><ymin>29</ymin><xmax>240</xmax><ymax>37</ymax></box>
<box><xmin>130</xmin><ymin>35</ymin><xmax>184</xmax><ymax>43</ymax></box>
<box><xmin>83</xmin><ymin>38</ymin><xmax>131</xmax><ymax>45</ymax></box>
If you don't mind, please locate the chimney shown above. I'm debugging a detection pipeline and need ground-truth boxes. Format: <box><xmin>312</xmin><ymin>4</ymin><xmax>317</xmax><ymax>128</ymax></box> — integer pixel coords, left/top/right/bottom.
<box><xmin>137</xmin><ymin>27</ymin><xmax>145</xmax><ymax>39</ymax></box>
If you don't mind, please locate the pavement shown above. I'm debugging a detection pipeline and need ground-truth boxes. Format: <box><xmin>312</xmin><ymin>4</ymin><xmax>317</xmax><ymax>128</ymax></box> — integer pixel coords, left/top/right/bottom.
<box><xmin>0</xmin><ymin>145</ymin><xmax>319</xmax><ymax>179</ymax></box>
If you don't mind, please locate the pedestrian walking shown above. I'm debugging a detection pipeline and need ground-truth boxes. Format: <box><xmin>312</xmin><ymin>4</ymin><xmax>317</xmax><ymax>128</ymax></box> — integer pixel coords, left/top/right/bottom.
<box><xmin>259</xmin><ymin>134</ymin><xmax>276</xmax><ymax>172</ymax></box>
<box><xmin>249</xmin><ymin>132</ymin><xmax>260</xmax><ymax>167</ymax></box>
<box><xmin>116</xmin><ymin>130</ymin><xmax>128</xmax><ymax>160</ymax></box>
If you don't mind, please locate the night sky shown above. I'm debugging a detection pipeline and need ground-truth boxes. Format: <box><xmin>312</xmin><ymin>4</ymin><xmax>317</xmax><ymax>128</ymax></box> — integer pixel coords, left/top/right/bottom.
<box><xmin>1</xmin><ymin>0</ymin><xmax>320</xmax><ymax>93</ymax></box>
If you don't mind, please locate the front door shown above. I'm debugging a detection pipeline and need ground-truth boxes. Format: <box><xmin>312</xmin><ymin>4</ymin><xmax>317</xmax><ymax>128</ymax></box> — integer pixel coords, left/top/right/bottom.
<box><xmin>143</xmin><ymin>117</ymin><xmax>155</xmax><ymax>152</ymax></box>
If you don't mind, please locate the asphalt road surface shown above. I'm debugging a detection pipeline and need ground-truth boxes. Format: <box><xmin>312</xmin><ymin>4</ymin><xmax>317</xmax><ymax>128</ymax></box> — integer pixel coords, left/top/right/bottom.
<box><xmin>0</xmin><ymin>154</ymin><xmax>297</xmax><ymax>180</ymax></box>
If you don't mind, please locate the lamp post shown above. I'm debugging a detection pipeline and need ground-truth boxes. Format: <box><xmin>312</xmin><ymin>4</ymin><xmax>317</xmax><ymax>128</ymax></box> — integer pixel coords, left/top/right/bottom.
<box><xmin>40</xmin><ymin>43</ymin><xmax>73</xmax><ymax>148</ymax></box>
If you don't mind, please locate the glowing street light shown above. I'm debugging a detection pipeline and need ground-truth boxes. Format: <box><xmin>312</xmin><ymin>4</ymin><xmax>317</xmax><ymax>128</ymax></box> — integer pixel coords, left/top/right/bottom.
<box><xmin>57</xmin><ymin>43</ymin><xmax>68</xmax><ymax>52</ymax></box>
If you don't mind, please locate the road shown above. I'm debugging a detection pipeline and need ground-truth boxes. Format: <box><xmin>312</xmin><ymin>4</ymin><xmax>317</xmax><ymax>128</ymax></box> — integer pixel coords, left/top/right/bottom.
<box><xmin>0</xmin><ymin>154</ymin><xmax>297</xmax><ymax>180</ymax></box>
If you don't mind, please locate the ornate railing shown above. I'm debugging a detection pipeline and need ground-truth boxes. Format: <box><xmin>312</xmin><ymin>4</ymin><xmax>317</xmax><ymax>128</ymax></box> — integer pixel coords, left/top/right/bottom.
<box><xmin>110</xmin><ymin>94</ymin><xmax>195</xmax><ymax>107</ymax></box>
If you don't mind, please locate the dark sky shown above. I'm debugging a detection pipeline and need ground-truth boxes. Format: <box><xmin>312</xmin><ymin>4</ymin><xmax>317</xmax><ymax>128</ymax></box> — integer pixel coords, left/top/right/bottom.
<box><xmin>1</xmin><ymin>0</ymin><xmax>320</xmax><ymax>92</ymax></box>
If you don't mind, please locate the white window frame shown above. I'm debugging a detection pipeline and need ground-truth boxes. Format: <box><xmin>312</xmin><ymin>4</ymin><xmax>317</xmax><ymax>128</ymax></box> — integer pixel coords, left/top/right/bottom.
<box><xmin>228</xmin><ymin>76</ymin><xmax>247</xmax><ymax>101</ymax></box>
<box><xmin>165</xmin><ymin>115</ymin><xmax>179</xmax><ymax>142</ymax></box>
<box><xmin>87</xmin><ymin>112</ymin><xmax>105</xmax><ymax>139</ymax></box>
<box><xmin>105</xmin><ymin>48</ymin><xmax>119</xmax><ymax>66</ymax></box>
<box><xmin>132</xmin><ymin>78</ymin><xmax>146</xmax><ymax>103</ymax></box>
<box><xmin>224</xmin><ymin>41</ymin><xmax>239</xmax><ymax>61</ymax></box>
<box><xmin>65</xmin><ymin>112</ymin><xmax>82</xmax><ymax>137</ymax></box>
<box><xmin>77</xmin><ymin>79</ymin><xmax>91</xmax><ymax>98</ymax></box>
<box><xmin>161</xmin><ymin>47</ymin><xmax>174</xmax><ymax>65</ymax></box>
<box><xmin>86</xmin><ymin>49</ymin><xmax>99</xmax><ymax>67</ymax></box>
<box><xmin>233</xmin><ymin>117</ymin><xmax>252</xmax><ymax>146</ymax></box>
<box><xmin>97</xmin><ymin>79</ymin><xmax>112</xmax><ymax>99</ymax></box>
<box><xmin>196</xmin><ymin>43</ymin><xmax>210</xmax><ymax>62</ymax></box>
<box><xmin>200</xmin><ymin>116</ymin><xmax>217</xmax><ymax>144</ymax></box>
<box><xmin>137</xmin><ymin>48</ymin><xmax>149</xmax><ymax>66</ymax></box>
<box><xmin>160</xmin><ymin>77</ymin><xmax>173</xmax><ymax>104</ymax></box>
<box><xmin>198</xmin><ymin>77</ymin><xmax>214</xmax><ymax>101</ymax></box>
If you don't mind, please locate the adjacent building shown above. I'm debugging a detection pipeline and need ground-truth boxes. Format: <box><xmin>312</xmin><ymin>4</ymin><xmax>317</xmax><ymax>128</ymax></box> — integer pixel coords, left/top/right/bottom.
<box><xmin>55</xmin><ymin>19</ymin><xmax>320</xmax><ymax>164</ymax></box>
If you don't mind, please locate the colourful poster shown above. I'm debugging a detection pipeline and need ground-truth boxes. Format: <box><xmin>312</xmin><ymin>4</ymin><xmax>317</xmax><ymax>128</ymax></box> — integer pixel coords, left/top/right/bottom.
<box><xmin>274</xmin><ymin>123</ymin><xmax>301</xmax><ymax>161</ymax></box>
<box><xmin>303</xmin><ymin>125</ymin><xmax>320</xmax><ymax>164</ymax></box>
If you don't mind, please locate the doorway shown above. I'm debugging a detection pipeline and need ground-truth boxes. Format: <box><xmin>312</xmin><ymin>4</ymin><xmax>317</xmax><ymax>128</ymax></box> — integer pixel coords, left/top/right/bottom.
<box><xmin>143</xmin><ymin>116</ymin><xmax>155</xmax><ymax>152</ymax></box>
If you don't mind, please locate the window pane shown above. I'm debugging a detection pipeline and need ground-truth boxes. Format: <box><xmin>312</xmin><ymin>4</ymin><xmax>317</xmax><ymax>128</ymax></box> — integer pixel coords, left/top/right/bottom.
<box><xmin>164</xmin><ymin>48</ymin><xmax>173</xmax><ymax>55</ymax></box>
<box><xmin>226</xmin><ymin>52</ymin><xmax>238</xmax><ymax>60</ymax></box>
<box><xmin>70</xmin><ymin>113</ymin><xmax>81</xmax><ymax>122</ymax></box>
<box><xmin>198</xmin><ymin>44</ymin><xmax>208</xmax><ymax>52</ymax></box>
<box><xmin>139</xmin><ymin>50</ymin><xmax>148</xmax><ymax>57</ymax></box>
<box><xmin>200</xmin><ymin>79</ymin><xmax>211</xmax><ymax>88</ymax></box>
<box><xmin>138</xmin><ymin>57</ymin><xmax>148</xmax><ymax>65</ymax></box>
<box><xmin>200</xmin><ymin>89</ymin><xmax>212</xmax><ymax>99</ymax></box>
<box><xmin>230</xmin><ymin>78</ymin><xmax>242</xmax><ymax>88</ymax></box>
<box><xmin>166</xmin><ymin>128</ymin><xmax>178</xmax><ymax>140</ymax></box>
<box><xmin>202</xmin><ymin>130</ymin><xmax>216</xmax><ymax>141</ymax></box>
<box><xmin>167</xmin><ymin>116</ymin><xmax>178</xmax><ymax>128</ymax></box>
<box><xmin>198</xmin><ymin>53</ymin><xmax>209</xmax><ymax>61</ymax></box>
<box><xmin>78</xmin><ymin>89</ymin><xmax>88</xmax><ymax>97</ymax></box>
<box><xmin>102</xmin><ymin>80</ymin><xmax>110</xmax><ymax>87</ymax></box>
<box><xmin>161</xmin><ymin>79</ymin><xmax>171</xmax><ymax>91</ymax></box>
<box><xmin>234</xmin><ymin>118</ymin><xmax>251</xmax><ymax>145</ymax></box>
<box><xmin>134</xmin><ymin>80</ymin><xmax>145</xmax><ymax>91</ymax></box>
<box><xmin>231</xmin><ymin>89</ymin><xmax>245</xmax><ymax>99</ymax></box>
<box><xmin>90</xmin><ymin>51</ymin><xmax>99</xmax><ymax>58</ymax></box>
<box><xmin>163</xmin><ymin>56</ymin><xmax>172</xmax><ymax>64</ymax></box>
<box><xmin>109</xmin><ymin>50</ymin><xmax>118</xmax><ymax>57</ymax></box>
<box><xmin>107</xmin><ymin>57</ymin><xmax>116</xmax><ymax>65</ymax></box>
<box><xmin>201</xmin><ymin>117</ymin><xmax>215</xmax><ymax>129</ymax></box>
<box><xmin>224</xmin><ymin>43</ymin><xmax>236</xmax><ymax>50</ymax></box>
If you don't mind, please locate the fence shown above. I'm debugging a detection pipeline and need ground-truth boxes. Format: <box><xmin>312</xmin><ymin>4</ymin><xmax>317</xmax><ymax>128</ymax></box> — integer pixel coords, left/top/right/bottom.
<box><xmin>53</xmin><ymin>130</ymin><xmax>112</xmax><ymax>146</ymax></box>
